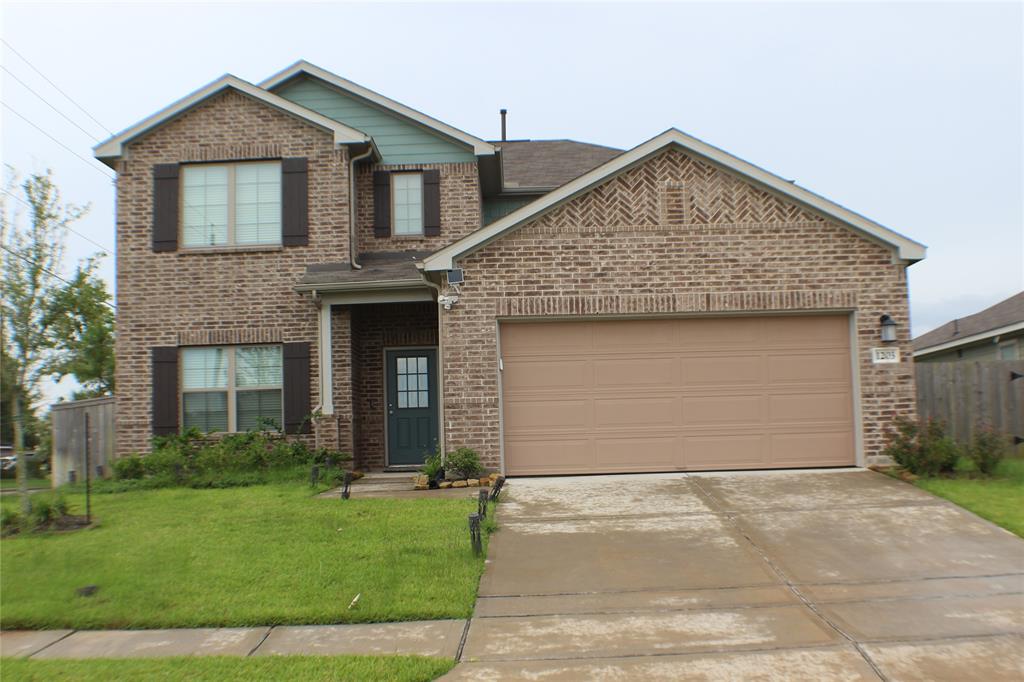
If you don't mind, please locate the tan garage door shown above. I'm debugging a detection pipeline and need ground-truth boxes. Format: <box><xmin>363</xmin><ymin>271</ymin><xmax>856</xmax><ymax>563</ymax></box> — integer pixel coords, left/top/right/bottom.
<box><xmin>500</xmin><ymin>315</ymin><xmax>855</xmax><ymax>475</ymax></box>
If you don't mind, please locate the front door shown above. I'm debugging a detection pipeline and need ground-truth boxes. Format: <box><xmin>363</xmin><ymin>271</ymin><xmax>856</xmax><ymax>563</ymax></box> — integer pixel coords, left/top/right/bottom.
<box><xmin>385</xmin><ymin>349</ymin><xmax>439</xmax><ymax>466</ymax></box>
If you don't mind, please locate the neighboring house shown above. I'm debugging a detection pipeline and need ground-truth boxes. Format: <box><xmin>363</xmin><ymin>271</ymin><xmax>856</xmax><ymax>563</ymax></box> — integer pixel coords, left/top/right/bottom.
<box><xmin>913</xmin><ymin>292</ymin><xmax>1024</xmax><ymax>363</ymax></box>
<box><xmin>94</xmin><ymin>60</ymin><xmax>925</xmax><ymax>475</ymax></box>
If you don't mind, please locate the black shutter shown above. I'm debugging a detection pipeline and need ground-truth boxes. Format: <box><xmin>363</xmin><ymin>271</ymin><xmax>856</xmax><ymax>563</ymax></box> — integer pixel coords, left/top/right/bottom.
<box><xmin>152</xmin><ymin>164</ymin><xmax>179</xmax><ymax>252</ymax></box>
<box><xmin>152</xmin><ymin>347</ymin><xmax>179</xmax><ymax>436</ymax></box>
<box><xmin>373</xmin><ymin>171</ymin><xmax>391</xmax><ymax>238</ymax></box>
<box><xmin>281</xmin><ymin>158</ymin><xmax>309</xmax><ymax>246</ymax></box>
<box><xmin>423</xmin><ymin>169</ymin><xmax>441</xmax><ymax>237</ymax></box>
<box><xmin>282</xmin><ymin>342</ymin><xmax>312</xmax><ymax>434</ymax></box>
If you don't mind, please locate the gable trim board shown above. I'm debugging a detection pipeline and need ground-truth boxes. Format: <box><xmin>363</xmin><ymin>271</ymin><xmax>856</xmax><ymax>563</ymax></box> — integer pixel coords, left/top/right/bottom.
<box><xmin>261</xmin><ymin>61</ymin><xmax>496</xmax><ymax>157</ymax></box>
<box><xmin>93</xmin><ymin>75</ymin><xmax>376</xmax><ymax>165</ymax></box>
<box><xmin>422</xmin><ymin>128</ymin><xmax>927</xmax><ymax>271</ymax></box>
<box><xmin>913</xmin><ymin>321</ymin><xmax>1024</xmax><ymax>358</ymax></box>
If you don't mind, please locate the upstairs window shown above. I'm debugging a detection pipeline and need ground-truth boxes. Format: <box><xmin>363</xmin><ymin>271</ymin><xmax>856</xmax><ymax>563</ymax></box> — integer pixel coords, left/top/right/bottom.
<box><xmin>182</xmin><ymin>162</ymin><xmax>281</xmax><ymax>248</ymax></box>
<box><xmin>392</xmin><ymin>172</ymin><xmax>424</xmax><ymax>236</ymax></box>
<box><xmin>181</xmin><ymin>345</ymin><xmax>283</xmax><ymax>433</ymax></box>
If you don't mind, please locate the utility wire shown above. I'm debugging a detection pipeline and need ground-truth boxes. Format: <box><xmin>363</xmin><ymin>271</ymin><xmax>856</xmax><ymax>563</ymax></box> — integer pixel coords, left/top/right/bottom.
<box><xmin>1</xmin><ymin>39</ymin><xmax>114</xmax><ymax>137</ymax></box>
<box><xmin>0</xmin><ymin>188</ymin><xmax>114</xmax><ymax>255</ymax></box>
<box><xmin>0</xmin><ymin>243</ymin><xmax>117</xmax><ymax>310</ymax></box>
<box><xmin>2</xmin><ymin>65</ymin><xmax>101</xmax><ymax>142</ymax></box>
<box><xmin>1</xmin><ymin>102</ymin><xmax>114</xmax><ymax>181</ymax></box>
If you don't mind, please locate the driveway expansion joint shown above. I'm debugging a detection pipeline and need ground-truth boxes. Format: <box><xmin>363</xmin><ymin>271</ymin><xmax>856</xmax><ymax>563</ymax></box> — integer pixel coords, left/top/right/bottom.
<box><xmin>246</xmin><ymin>625</ymin><xmax>274</xmax><ymax>657</ymax></box>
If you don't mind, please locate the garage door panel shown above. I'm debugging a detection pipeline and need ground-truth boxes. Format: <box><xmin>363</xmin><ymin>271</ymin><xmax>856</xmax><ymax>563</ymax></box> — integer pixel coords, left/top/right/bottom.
<box><xmin>504</xmin><ymin>399</ymin><xmax>588</xmax><ymax>431</ymax></box>
<box><xmin>682</xmin><ymin>395</ymin><xmax>763</xmax><ymax>426</ymax></box>
<box><xmin>595</xmin><ymin>397</ymin><xmax>678</xmax><ymax>427</ymax></box>
<box><xmin>500</xmin><ymin>315</ymin><xmax>855</xmax><ymax>475</ymax></box>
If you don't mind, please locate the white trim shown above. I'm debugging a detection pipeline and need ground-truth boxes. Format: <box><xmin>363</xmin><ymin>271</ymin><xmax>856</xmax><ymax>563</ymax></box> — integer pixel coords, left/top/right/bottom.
<box><xmin>316</xmin><ymin>286</ymin><xmax>433</xmax><ymax>306</ymax></box>
<box><xmin>849</xmin><ymin>311</ymin><xmax>865</xmax><ymax>467</ymax></box>
<box><xmin>94</xmin><ymin>75</ymin><xmax>371</xmax><ymax>163</ymax></box>
<box><xmin>261</xmin><ymin>61</ymin><xmax>496</xmax><ymax>157</ymax></box>
<box><xmin>319</xmin><ymin>304</ymin><xmax>334</xmax><ymax>417</ymax></box>
<box><xmin>423</xmin><ymin>128</ymin><xmax>927</xmax><ymax>270</ymax></box>
<box><xmin>913</xmin><ymin>321</ymin><xmax>1024</xmax><ymax>357</ymax></box>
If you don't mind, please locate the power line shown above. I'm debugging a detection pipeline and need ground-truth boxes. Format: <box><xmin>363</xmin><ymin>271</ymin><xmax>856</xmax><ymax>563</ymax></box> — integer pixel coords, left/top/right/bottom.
<box><xmin>0</xmin><ymin>243</ymin><xmax>116</xmax><ymax>310</ymax></box>
<box><xmin>0</xmin><ymin>188</ymin><xmax>114</xmax><ymax>255</ymax></box>
<box><xmin>1</xmin><ymin>102</ymin><xmax>114</xmax><ymax>181</ymax></box>
<box><xmin>1</xmin><ymin>39</ymin><xmax>114</xmax><ymax>137</ymax></box>
<box><xmin>2</xmin><ymin>65</ymin><xmax>101</xmax><ymax>142</ymax></box>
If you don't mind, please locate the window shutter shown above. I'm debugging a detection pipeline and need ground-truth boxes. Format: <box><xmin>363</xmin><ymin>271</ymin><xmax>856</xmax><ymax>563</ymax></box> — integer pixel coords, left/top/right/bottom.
<box><xmin>152</xmin><ymin>346</ymin><xmax>179</xmax><ymax>436</ymax></box>
<box><xmin>281</xmin><ymin>157</ymin><xmax>309</xmax><ymax>246</ymax></box>
<box><xmin>423</xmin><ymin>169</ymin><xmax>441</xmax><ymax>237</ymax></box>
<box><xmin>152</xmin><ymin>164</ymin><xmax>179</xmax><ymax>252</ymax></box>
<box><xmin>373</xmin><ymin>171</ymin><xmax>391</xmax><ymax>238</ymax></box>
<box><xmin>282</xmin><ymin>342</ymin><xmax>312</xmax><ymax>434</ymax></box>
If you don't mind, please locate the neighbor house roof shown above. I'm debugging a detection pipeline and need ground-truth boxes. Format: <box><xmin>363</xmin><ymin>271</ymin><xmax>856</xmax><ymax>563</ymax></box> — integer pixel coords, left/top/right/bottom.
<box><xmin>261</xmin><ymin>61</ymin><xmax>496</xmax><ymax>157</ymax></box>
<box><xmin>94</xmin><ymin>75</ymin><xmax>374</xmax><ymax>166</ymax></box>
<box><xmin>496</xmin><ymin>140</ymin><xmax>622</xmax><ymax>191</ymax></box>
<box><xmin>423</xmin><ymin>128</ymin><xmax>928</xmax><ymax>271</ymax></box>
<box><xmin>913</xmin><ymin>291</ymin><xmax>1024</xmax><ymax>356</ymax></box>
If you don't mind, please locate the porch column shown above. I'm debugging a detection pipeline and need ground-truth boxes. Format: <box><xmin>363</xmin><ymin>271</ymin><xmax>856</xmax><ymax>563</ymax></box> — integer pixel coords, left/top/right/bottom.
<box><xmin>319</xmin><ymin>301</ymin><xmax>333</xmax><ymax>416</ymax></box>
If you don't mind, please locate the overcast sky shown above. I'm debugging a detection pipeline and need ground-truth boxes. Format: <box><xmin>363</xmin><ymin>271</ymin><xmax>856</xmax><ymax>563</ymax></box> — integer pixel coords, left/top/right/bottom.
<box><xmin>2</xmin><ymin>1</ymin><xmax>1022</xmax><ymax>401</ymax></box>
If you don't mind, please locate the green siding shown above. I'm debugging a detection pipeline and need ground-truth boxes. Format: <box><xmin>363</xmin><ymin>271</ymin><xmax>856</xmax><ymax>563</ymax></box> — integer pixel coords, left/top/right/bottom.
<box><xmin>275</xmin><ymin>78</ymin><xmax>476</xmax><ymax>165</ymax></box>
<box><xmin>483</xmin><ymin>195</ymin><xmax>539</xmax><ymax>225</ymax></box>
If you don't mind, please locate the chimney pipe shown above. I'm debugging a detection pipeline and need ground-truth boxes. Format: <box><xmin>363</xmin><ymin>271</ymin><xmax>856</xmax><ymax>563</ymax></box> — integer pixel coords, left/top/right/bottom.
<box><xmin>500</xmin><ymin>109</ymin><xmax>507</xmax><ymax>142</ymax></box>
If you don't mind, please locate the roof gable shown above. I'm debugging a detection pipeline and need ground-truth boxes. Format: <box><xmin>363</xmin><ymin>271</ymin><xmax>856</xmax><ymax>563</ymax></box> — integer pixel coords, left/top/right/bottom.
<box><xmin>261</xmin><ymin>61</ymin><xmax>495</xmax><ymax>159</ymax></box>
<box><xmin>94</xmin><ymin>75</ymin><xmax>372</xmax><ymax>165</ymax></box>
<box><xmin>423</xmin><ymin>129</ymin><xmax>927</xmax><ymax>270</ymax></box>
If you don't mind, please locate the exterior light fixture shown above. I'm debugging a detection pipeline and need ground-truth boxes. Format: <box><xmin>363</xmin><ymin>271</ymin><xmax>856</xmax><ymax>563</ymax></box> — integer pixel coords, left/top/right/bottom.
<box><xmin>341</xmin><ymin>471</ymin><xmax>352</xmax><ymax>500</ymax></box>
<box><xmin>880</xmin><ymin>315</ymin><xmax>897</xmax><ymax>343</ymax></box>
<box><xmin>468</xmin><ymin>513</ymin><xmax>482</xmax><ymax>556</ymax></box>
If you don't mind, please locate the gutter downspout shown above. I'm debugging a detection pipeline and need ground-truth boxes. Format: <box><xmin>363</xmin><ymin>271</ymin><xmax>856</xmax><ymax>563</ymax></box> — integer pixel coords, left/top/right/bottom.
<box><xmin>349</xmin><ymin>145</ymin><xmax>375</xmax><ymax>270</ymax></box>
<box><xmin>418</xmin><ymin>265</ymin><xmax>446</xmax><ymax>458</ymax></box>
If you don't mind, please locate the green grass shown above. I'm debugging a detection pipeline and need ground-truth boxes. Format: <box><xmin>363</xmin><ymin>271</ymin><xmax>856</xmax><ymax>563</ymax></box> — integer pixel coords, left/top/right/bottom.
<box><xmin>0</xmin><ymin>655</ymin><xmax>454</xmax><ymax>682</ymax></box>
<box><xmin>917</xmin><ymin>457</ymin><xmax>1024</xmax><ymax>537</ymax></box>
<box><xmin>0</xmin><ymin>479</ymin><xmax>49</xmax><ymax>490</ymax></box>
<box><xmin>1</xmin><ymin>483</ymin><xmax>488</xmax><ymax>629</ymax></box>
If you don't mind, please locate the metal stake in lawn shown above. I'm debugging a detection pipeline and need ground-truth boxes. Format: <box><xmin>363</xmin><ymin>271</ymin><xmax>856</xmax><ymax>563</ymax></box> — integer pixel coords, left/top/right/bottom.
<box><xmin>341</xmin><ymin>471</ymin><xmax>352</xmax><ymax>500</ymax></box>
<box><xmin>477</xmin><ymin>489</ymin><xmax>488</xmax><ymax>519</ymax></box>
<box><xmin>84</xmin><ymin>412</ymin><xmax>92</xmax><ymax>524</ymax></box>
<box><xmin>468</xmin><ymin>512</ymin><xmax>482</xmax><ymax>556</ymax></box>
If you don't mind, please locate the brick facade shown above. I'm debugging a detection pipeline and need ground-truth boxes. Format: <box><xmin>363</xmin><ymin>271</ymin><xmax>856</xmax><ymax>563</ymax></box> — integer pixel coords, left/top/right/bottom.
<box><xmin>441</xmin><ymin>148</ymin><xmax>915</xmax><ymax>470</ymax></box>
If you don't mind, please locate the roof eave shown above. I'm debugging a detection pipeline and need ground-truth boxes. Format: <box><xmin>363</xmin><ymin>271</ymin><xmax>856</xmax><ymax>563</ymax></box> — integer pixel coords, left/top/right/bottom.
<box><xmin>913</xmin><ymin>320</ymin><xmax>1024</xmax><ymax>357</ymax></box>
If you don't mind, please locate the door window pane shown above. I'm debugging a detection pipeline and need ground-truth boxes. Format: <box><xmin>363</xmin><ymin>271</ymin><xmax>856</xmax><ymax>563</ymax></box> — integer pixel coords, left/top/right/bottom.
<box><xmin>183</xmin><ymin>392</ymin><xmax>228</xmax><ymax>432</ymax></box>
<box><xmin>396</xmin><ymin>354</ymin><xmax>429</xmax><ymax>409</ymax></box>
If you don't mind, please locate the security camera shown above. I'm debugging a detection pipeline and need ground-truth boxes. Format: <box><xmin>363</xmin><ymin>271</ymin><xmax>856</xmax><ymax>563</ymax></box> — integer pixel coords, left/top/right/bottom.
<box><xmin>438</xmin><ymin>294</ymin><xmax>460</xmax><ymax>310</ymax></box>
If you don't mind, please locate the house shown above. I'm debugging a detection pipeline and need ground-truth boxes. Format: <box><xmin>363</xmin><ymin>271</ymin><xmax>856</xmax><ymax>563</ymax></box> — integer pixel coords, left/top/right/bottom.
<box><xmin>913</xmin><ymin>292</ymin><xmax>1024</xmax><ymax>363</ymax></box>
<box><xmin>94</xmin><ymin>60</ymin><xmax>925</xmax><ymax>475</ymax></box>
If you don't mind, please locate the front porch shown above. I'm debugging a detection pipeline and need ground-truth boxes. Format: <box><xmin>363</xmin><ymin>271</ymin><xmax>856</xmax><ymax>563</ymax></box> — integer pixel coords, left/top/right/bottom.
<box><xmin>297</xmin><ymin>253</ymin><xmax>441</xmax><ymax>470</ymax></box>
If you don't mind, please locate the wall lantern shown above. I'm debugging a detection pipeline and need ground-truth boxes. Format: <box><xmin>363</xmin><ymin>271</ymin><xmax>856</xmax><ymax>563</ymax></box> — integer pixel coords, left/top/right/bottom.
<box><xmin>879</xmin><ymin>314</ymin><xmax>897</xmax><ymax>343</ymax></box>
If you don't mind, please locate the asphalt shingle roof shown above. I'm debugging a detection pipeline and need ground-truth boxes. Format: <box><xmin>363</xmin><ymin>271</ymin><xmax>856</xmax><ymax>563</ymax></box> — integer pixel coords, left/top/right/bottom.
<box><xmin>913</xmin><ymin>291</ymin><xmax>1024</xmax><ymax>351</ymax></box>
<box><xmin>299</xmin><ymin>251</ymin><xmax>430</xmax><ymax>287</ymax></box>
<box><xmin>496</xmin><ymin>140</ymin><xmax>622</xmax><ymax>190</ymax></box>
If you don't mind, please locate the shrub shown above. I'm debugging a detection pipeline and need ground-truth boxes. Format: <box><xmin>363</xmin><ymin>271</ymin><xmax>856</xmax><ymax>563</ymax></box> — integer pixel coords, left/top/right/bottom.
<box><xmin>113</xmin><ymin>455</ymin><xmax>146</xmax><ymax>480</ymax></box>
<box><xmin>884</xmin><ymin>417</ymin><xmax>960</xmax><ymax>476</ymax></box>
<box><xmin>1</xmin><ymin>507</ymin><xmax>20</xmax><ymax>536</ymax></box>
<box><xmin>967</xmin><ymin>424</ymin><xmax>1009</xmax><ymax>475</ymax></box>
<box><xmin>444</xmin><ymin>447</ymin><xmax>483</xmax><ymax>479</ymax></box>
<box><xmin>421</xmin><ymin>451</ymin><xmax>444</xmax><ymax>480</ymax></box>
<box><xmin>142</xmin><ymin>447</ymin><xmax>188</xmax><ymax>479</ymax></box>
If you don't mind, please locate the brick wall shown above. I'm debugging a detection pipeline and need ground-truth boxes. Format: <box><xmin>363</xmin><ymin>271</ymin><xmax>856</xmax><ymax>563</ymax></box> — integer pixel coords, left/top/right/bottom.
<box><xmin>354</xmin><ymin>162</ymin><xmax>481</xmax><ymax>255</ymax></box>
<box><xmin>114</xmin><ymin>89</ymin><xmax>351</xmax><ymax>456</ymax></box>
<box><xmin>441</xmin><ymin>147</ymin><xmax>915</xmax><ymax>470</ymax></box>
<box><xmin>351</xmin><ymin>302</ymin><xmax>438</xmax><ymax>469</ymax></box>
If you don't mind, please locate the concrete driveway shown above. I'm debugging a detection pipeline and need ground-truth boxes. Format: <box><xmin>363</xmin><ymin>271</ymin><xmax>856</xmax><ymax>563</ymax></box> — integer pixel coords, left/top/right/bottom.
<box><xmin>446</xmin><ymin>470</ymin><xmax>1024</xmax><ymax>681</ymax></box>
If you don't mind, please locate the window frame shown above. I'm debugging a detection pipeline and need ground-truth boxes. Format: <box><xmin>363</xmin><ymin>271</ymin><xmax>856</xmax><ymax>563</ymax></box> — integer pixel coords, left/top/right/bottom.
<box><xmin>998</xmin><ymin>339</ymin><xmax>1019</xmax><ymax>361</ymax></box>
<box><xmin>390</xmin><ymin>171</ymin><xmax>425</xmax><ymax>237</ymax></box>
<box><xmin>179</xmin><ymin>344</ymin><xmax>283</xmax><ymax>434</ymax></box>
<box><xmin>180</xmin><ymin>160</ymin><xmax>283</xmax><ymax>249</ymax></box>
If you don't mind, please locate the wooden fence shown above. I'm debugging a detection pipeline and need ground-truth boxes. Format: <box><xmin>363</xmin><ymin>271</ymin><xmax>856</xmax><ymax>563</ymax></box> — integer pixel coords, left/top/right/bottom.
<box><xmin>915</xmin><ymin>360</ymin><xmax>1024</xmax><ymax>446</ymax></box>
<box><xmin>50</xmin><ymin>396</ymin><xmax>115</xmax><ymax>487</ymax></box>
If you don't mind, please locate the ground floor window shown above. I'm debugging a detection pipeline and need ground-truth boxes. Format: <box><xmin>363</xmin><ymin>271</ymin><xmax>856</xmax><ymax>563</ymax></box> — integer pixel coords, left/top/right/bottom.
<box><xmin>180</xmin><ymin>345</ymin><xmax>283</xmax><ymax>432</ymax></box>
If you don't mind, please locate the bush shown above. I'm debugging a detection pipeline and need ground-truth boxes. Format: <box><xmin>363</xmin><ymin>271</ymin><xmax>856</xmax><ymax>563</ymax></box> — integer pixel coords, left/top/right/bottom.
<box><xmin>1</xmin><ymin>507</ymin><xmax>20</xmax><ymax>536</ymax></box>
<box><xmin>967</xmin><ymin>424</ymin><xmax>1009</xmax><ymax>475</ymax></box>
<box><xmin>444</xmin><ymin>447</ymin><xmax>483</xmax><ymax>479</ymax></box>
<box><xmin>113</xmin><ymin>456</ymin><xmax>145</xmax><ymax>480</ymax></box>
<box><xmin>421</xmin><ymin>451</ymin><xmax>443</xmax><ymax>480</ymax></box>
<box><xmin>884</xmin><ymin>417</ymin><xmax>960</xmax><ymax>476</ymax></box>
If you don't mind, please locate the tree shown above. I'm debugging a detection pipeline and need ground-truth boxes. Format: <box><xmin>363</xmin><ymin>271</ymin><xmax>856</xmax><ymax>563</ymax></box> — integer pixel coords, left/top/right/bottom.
<box><xmin>44</xmin><ymin>256</ymin><xmax>115</xmax><ymax>398</ymax></box>
<box><xmin>1</xmin><ymin>168</ymin><xmax>89</xmax><ymax>509</ymax></box>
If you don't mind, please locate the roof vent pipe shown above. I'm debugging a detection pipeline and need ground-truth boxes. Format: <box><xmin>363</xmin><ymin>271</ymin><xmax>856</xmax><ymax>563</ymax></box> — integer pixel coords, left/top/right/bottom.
<box><xmin>500</xmin><ymin>109</ymin><xmax>507</xmax><ymax>142</ymax></box>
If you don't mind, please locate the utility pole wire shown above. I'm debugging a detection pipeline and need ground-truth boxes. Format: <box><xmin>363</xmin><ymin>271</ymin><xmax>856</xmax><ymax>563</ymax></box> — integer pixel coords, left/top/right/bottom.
<box><xmin>1</xmin><ymin>38</ymin><xmax>114</xmax><ymax>136</ymax></box>
<box><xmin>1</xmin><ymin>102</ymin><xmax>114</xmax><ymax>181</ymax></box>
<box><xmin>0</xmin><ymin>243</ymin><xmax>117</xmax><ymax>310</ymax></box>
<box><xmin>1</xmin><ymin>188</ymin><xmax>114</xmax><ymax>255</ymax></box>
<box><xmin>1</xmin><ymin>65</ymin><xmax>101</xmax><ymax>142</ymax></box>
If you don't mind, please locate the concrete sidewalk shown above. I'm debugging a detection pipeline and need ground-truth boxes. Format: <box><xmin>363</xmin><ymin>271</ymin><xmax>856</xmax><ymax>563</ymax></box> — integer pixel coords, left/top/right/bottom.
<box><xmin>1</xmin><ymin>619</ymin><xmax>466</xmax><ymax>660</ymax></box>
<box><xmin>445</xmin><ymin>470</ymin><xmax>1024</xmax><ymax>681</ymax></box>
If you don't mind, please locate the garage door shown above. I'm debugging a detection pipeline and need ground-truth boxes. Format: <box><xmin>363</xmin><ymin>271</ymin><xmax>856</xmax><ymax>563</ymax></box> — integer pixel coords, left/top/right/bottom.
<box><xmin>500</xmin><ymin>315</ymin><xmax>855</xmax><ymax>475</ymax></box>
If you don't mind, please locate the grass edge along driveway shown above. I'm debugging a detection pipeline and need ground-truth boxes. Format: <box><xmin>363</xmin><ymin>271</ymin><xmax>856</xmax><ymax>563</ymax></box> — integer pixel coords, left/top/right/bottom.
<box><xmin>1</xmin><ymin>483</ymin><xmax>488</xmax><ymax>630</ymax></box>
<box><xmin>915</xmin><ymin>458</ymin><xmax>1024</xmax><ymax>538</ymax></box>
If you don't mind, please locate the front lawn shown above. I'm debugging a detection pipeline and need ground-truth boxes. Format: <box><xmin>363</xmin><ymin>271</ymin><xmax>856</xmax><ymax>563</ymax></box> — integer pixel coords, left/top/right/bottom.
<box><xmin>0</xmin><ymin>479</ymin><xmax>49</xmax><ymax>490</ymax></box>
<box><xmin>1</xmin><ymin>483</ymin><xmax>487</xmax><ymax>629</ymax></box>
<box><xmin>0</xmin><ymin>655</ymin><xmax>454</xmax><ymax>682</ymax></box>
<box><xmin>916</xmin><ymin>457</ymin><xmax>1024</xmax><ymax>537</ymax></box>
